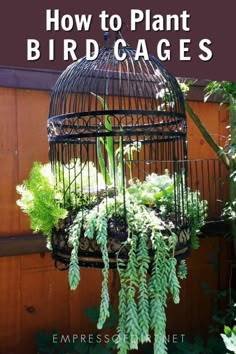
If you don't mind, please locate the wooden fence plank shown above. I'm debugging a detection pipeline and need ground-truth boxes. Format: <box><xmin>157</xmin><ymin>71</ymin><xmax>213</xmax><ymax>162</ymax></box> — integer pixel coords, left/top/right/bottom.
<box><xmin>166</xmin><ymin>279</ymin><xmax>189</xmax><ymax>336</ymax></box>
<box><xmin>186</xmin><ymin>237</ymin><xmax>220</xmax><ymax>337</ymax></box>
<box><xmin>69</xmin><ymin>268</ymin><xmax>104</xmax><ymax>334</ymax></box>
<box><xmin>187</xmin><ymin>101</ymin><xmax>225</xmax><ymax>219</ymax></box>
<box><xmin>187</xmin><ymin>101</ymin><xmax>220</xmax><ymax>159</ymax></box>
<box><xmin>0</xmin><ymin>256</ymin><xmax>21</xmax><ymax>354</ymax></box>
<box><xmin>16</xmin><ymin>89</ymin><xmax>50</xmax><ymax>233</ymax></box>
<box><xmin>20</xmin><ymin>254</ymin><xmax>69</xmax><ymax>352</ymax></box>
<box><xmin>0</xmin><ymin>88</ymin><xmax>19</xmax><ymax>235</ymax></box>
<box><xmin>167</xmin><ymin>237</ymin><xmax>221</xmax><ymax>339</ymax></box>
<box><xmin>20</xmin><ymin>253</ymin><xmax>53</xmax><ymax>270</ymax></box>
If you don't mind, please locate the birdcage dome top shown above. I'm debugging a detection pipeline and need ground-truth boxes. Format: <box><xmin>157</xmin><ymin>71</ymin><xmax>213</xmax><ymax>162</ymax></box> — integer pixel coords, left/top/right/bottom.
<box><xmin>49</xmin><ymin>45</ymin><xmax>185</xmax><ymax>113</ymax></box>
<box><xmin>48</xmin><ymin>44</ymin><xmax>186</xmax><ymax>143</ymax></box>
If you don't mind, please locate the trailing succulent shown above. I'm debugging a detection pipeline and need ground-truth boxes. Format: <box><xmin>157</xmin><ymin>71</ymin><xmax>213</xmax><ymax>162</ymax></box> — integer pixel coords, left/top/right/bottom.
<box><xmin>67</xmin><ymin>172</ymin><xmax>207</xmax><ymax>354</ymax></box>
<box><xmin>16</xmin><ymin>160</ymin><xmax>207</xmax><ymax>354</ymax></box>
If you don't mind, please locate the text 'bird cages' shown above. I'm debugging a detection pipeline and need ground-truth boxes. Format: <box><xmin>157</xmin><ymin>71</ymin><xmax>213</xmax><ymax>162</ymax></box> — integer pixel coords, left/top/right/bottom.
<box><xmin>47</xmin><ymin>40</ymin><xmax>224</xmax><ymax>269</ymax></box>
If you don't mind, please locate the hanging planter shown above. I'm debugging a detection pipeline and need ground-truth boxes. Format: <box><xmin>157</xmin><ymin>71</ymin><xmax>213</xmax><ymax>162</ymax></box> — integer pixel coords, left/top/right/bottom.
<box><xmin>50</xmin><ymin>162</ymin><xmax>199</xmax><ymax>269</ymax></box>
<box><xmin>17</xmin><ymin>35</ymin><xmax>208</xmax><ymax>354</ymax></box>
<box><xmin>53</xmin><ymin>173</ymin><xmax>203</xmax><ymax>262</ymax></box>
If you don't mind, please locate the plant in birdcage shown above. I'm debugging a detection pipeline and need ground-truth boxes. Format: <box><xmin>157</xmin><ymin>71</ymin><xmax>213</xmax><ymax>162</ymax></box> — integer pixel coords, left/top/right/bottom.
<box><xmin>17</xmin><ymin>103</ymin><xmax>208</xmax><ymax>354</ymax></box>
<box><xmin>16</xmin><ymin>43</ymin><xmax>212</xmax><ymax>354</ymax></box>
<box><xmin>16</xmin><ymin>154</ymin><xmax>207</xmax><ymax>354</ymax></box>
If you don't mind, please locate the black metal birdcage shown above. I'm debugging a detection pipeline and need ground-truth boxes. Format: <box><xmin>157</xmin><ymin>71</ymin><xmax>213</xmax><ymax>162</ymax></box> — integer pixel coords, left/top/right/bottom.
<box><xmin>47</xmin><ymin>36</ymin><xmax>220</xmax><ymax>269</ymax></box>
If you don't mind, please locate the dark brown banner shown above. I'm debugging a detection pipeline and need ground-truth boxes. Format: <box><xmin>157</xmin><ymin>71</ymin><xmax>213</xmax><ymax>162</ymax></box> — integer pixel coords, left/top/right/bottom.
<box><xmin>0</xmin><ymin>0</ymin><xmax>234</xmax><ymax>81</ymax></box>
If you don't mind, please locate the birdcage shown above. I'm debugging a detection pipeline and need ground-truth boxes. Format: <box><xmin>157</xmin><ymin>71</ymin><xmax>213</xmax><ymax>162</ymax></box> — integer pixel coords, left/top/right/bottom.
<box><xmin>47</xmin><ymin>36</ymin><xmax>205</xmax><ymax>269</ymax></box>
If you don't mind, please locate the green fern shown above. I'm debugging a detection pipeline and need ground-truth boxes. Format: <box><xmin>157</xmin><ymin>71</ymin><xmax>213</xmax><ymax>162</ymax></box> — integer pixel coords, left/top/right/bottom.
<box><xmin>16</xmin><ymin>162</ymin><xmax>67</xmax><ymax>241</ymax></box>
